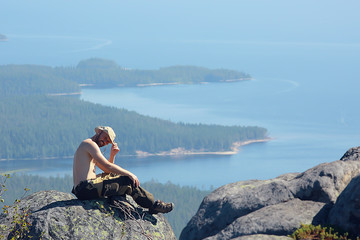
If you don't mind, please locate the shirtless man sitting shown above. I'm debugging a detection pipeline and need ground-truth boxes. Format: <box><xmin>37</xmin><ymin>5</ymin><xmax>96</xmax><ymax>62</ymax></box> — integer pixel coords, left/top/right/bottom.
<box><xmin>72</xmin><ymin>126</ymin><xmax>174</xmax><ymax>214</ymax></box>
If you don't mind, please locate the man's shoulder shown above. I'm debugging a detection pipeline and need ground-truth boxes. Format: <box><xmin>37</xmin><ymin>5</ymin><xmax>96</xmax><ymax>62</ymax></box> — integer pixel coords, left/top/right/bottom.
<box><xmin>79</xmin><ymin>139</ymin><xmax>98</xmax><ymax>149</ymax></box>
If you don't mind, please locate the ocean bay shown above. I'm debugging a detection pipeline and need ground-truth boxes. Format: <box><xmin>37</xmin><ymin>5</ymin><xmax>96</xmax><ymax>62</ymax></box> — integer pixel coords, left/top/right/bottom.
<box><xmin>77</xmin><ymin>77</ymin><xmax>359</xmax><ymax>189</ymax></box>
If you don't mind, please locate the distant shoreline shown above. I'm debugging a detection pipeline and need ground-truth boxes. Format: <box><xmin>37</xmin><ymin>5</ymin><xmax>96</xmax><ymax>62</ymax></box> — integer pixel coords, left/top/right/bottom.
<box><xmin>0</xmin><ymin>139</ymin><xmax>270</xmax><ymax>162</ymax></box>
<box><xmin>134</xmin><ymin>138</ymin><xmax>271</xmax><ymax>157</ymax></box>
<box><xmin>134</xmin><ymin>78</ymin><xmax>252</xmax><ymax>87</ymax></box>
<box><xmin>47</xmin><ymin>78</ymin><xmax>253</xmax><ymax>97</ymax></box>
<box><xmin>47</xmin><ymin>92</ymin><xmax>81</xmax><ymax>96</ymax></box>
<box><xmin>78</xmin><ymin>78</ymin><xmax>253</xmax><ymax>89</ymax></box>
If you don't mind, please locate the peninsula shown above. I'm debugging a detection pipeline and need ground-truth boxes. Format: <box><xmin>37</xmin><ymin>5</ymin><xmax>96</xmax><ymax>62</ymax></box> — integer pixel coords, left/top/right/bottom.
<box><xmin>0</xmin><ymin>60</ymin><xmax>268</xmax><ymax>160</ymax></box>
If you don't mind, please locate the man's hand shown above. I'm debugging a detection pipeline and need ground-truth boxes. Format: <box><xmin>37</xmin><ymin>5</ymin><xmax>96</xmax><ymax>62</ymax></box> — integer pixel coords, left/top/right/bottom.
<box><xmin>128</xmin><ymin>173</ymin><xmax>140</xmax><ymax>188</ymax></box>
<box><xmin>111</xmin><ymin>143</ymin><xmax>120</xmax><ymax>155</ymax></box>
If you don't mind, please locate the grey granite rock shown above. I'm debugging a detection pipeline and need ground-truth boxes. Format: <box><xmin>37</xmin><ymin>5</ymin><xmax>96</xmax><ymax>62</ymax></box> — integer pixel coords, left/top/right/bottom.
<box><xmin>290</xmin><ymin>149</ymin><xmax>360</xmax><ymax>203</ymax></box>
<box><xmin>328</xmin><ymin>174</ymin><xmax>360</xmax><ymax>236</ymax></box>
<box><xmin>0</xmin><ymin>190</ymin><xmax>176</xmax><ymax>240</ymax></box>
<box><xmin>180</xmin><ymin>146</ymin><xmax>360</xmax><ymax>240</ymax></box>
<box><xmin>180</xmin><ymin>174</ymin><xmax>297</xmax><ymax>240</ymax></box>
<box><xmin>203</xmin><ymin>199</ymin><xmax>325</xmax><ymax>240</ymax></box>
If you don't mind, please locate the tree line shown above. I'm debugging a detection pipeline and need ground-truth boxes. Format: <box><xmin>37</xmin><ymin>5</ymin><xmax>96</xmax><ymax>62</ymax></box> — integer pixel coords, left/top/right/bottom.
<box><xmin>0</xmin><ymin>95</ymin><xmax>267</xmax><ymax>159</ymax></box>
<box><xmin>0</xmin><ymin>64</ymin><xmax>80</xmax><ymax>96</ymax></box>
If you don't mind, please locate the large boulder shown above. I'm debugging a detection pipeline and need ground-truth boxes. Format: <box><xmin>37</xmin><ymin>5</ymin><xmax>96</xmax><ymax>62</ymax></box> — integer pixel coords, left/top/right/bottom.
<box><xmin>180</xmin><ymin>146</ymin><xmax>360</xmax><ymax>240</ymax></box>
<box><xmin>327</xmin><ymin>174</ymin><xmax>360</xmax><ymax>236</ymax></box>
<box><xmin>0</xmin><ymin>190</ymin><xmax>176</xmax><ymax>240</ymax></box>
<box><xmin>179</xmin><ymin>174</ymin><xmax>297</xmax><ymax>240</ymax></box>
<box><xmin>203</xmin><ymin>199</ymin><xmax>325</xmax><ymax>240</ymax></box>
<box><xmin>290</xmin><ymin>147</ymin><xmax>360</xmax><ymax>203</ymax></box>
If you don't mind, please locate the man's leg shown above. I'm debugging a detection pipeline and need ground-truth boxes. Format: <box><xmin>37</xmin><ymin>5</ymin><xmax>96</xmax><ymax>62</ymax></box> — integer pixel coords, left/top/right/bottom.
<box><xmin>129</xmin><ymin>185</ymin><xmax>156</xmax><ymax>209</ymax></box>
<box><xmin>98</xmin><ymin>174</ymin><xmax>155</xmax><ymax>209</ymax></box>
<box><xmin>97</xmin><ymin>174</ymin><xmax>173</xmax><ymax>213</ymax></box>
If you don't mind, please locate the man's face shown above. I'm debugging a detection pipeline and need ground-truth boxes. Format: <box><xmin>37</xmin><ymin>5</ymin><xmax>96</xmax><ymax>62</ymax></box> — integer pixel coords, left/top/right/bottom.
<box><xmin>95</xmin><ymin>131</ymin><xmax>112</xmax><ymax>147</ymax></box>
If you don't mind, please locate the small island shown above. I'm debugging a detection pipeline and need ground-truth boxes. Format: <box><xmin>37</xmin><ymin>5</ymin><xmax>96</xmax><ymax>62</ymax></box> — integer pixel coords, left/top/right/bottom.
<box><xmin>0</xmin><ymin>34</ymin><xmax>8</xmax><ymax>41</ymax></box>
<box><xmin>57</xmin><ymin>58</ymin><xmax>253</xmax><ymax>88</ymax></box>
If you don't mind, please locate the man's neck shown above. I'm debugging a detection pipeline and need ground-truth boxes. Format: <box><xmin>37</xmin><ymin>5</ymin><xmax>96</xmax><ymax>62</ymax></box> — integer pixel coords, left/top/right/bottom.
<box><xmin>91</xmin><ymin>134</ymin><xmax>100</xmax><ymax>147</ymax></box>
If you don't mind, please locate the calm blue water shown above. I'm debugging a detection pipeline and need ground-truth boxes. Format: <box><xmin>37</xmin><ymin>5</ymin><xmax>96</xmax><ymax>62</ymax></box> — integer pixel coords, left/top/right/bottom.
<box><xmin>76</xmin><ymin>76</ymin><xmax>360</xmax><ymax>189</ymax></box>
<box><xmin>1</xmin><ymin>39</ymin><xmax>360</xmax><ymax>189</ymax></box>
<box><xmin>1</xmin><ymin>39</ymin><xmax>359</xmax><ymax>189</ymax></box>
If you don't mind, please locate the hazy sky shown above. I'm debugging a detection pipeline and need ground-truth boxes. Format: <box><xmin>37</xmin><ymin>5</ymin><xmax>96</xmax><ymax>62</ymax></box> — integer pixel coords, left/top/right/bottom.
<box><xmin>2</xmin><ymin>1</ymin><xmax>359</xmax><ymax>41</ymax></box>
<box><xmin>1</xmin><ymin>1</ymin><xmax>360</xmax><ymax>75</ymax></box>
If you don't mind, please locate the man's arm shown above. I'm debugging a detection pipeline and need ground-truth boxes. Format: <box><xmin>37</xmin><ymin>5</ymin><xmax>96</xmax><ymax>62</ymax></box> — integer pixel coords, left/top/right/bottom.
<box><xmin>95</xmin><ymin>143</ymin><xmax>119</xmax><ymax>173</ymax></box>
<box><xmin>108</xmin><ymin>143</ymin><xmax>120</xmax><ymax>164</ymax></box>
<box><xmin>85</xmin><ymin>141</ymin><xmax>140</xmax><ymax>187</ymax></box>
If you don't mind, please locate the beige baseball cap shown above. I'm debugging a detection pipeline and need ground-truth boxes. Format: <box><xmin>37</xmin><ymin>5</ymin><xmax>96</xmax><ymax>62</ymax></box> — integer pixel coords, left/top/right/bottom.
<box><xmin>95</xmin><ymin>126</ymin><xmax>116</xmax><ymax>144</ymax></box>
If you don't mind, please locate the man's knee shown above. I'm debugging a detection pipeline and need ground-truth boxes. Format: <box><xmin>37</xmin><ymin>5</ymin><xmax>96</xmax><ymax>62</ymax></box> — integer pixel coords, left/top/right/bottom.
<box><xmin>101</xmin><ymin>176</ymin><xmax>133</xmax><ymax>197</ymax></box>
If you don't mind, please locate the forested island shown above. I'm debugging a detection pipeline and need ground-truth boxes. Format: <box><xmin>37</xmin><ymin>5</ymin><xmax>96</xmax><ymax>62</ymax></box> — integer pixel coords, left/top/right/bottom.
<box><xmin>56</xmin><ymin>58</ymin><xmax>252</xmax><ymax>87</ymax></box>
<box><xmin>0</xmin><ymin>59</ymin><xmax>268</xmax><ymax>160</ymax></box>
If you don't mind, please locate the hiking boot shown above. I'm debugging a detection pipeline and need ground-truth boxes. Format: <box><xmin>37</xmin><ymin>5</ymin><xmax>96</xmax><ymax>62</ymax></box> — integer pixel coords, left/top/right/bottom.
<box><xmin>149</xmin><ymin>200</ymin><xmax>174</xmax><ymax>214</ymax></box>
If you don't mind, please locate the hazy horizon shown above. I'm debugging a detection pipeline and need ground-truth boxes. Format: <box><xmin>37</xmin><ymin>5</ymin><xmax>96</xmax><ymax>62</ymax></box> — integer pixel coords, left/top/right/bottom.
<box><xmin>2</xmin><ymin>1</ymin><xmax>360</xmax><ymax>78</ymax></box>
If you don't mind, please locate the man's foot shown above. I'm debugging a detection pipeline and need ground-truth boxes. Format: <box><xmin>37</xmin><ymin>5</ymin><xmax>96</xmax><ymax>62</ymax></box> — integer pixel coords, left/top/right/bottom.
<box><xmin>149</xmin><ymin>200</ymin><xmax>174</xmax><ymax>214</ymax></box>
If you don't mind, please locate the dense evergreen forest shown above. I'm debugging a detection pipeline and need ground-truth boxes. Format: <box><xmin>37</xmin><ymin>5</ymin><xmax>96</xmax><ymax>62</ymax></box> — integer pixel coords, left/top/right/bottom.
<box><xmin>0</xmin><ymin>59</ymin><xmax>268</xmax><ymax>159</ymax></box>
<box><xmin>0</xmin><ymin>95</ymin><xmax>266</xmax><ymax>159</ymax></box>
<box><xmin>0</xmin><ymin>64</ymin><xmax>80</xmax><ymax>96</ymax></box>
<box><xmin>0</xmin><ymin>174</ymin><xmax>210</xmax><ymax>238</ymax></box>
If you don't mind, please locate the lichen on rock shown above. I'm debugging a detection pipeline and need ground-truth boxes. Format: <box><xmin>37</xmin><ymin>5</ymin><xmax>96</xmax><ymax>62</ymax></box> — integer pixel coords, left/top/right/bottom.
<box><xmin>0</xmin><ymin>190</ymin><xmax>176</xmax><ymax>240</ymax></box>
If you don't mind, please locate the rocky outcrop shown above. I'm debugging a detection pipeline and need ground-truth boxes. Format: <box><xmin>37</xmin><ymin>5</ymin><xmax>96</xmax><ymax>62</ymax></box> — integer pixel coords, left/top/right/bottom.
<box><xmin>180</xmin><ymin>146</ymin><xmax>360</xmax><ymax>240</ymax></box>
<box><xmin>0</xmin><ymin>190</ymin><xmax>176</xmax><ymax>240</ymax></box>
<box><xmin>327</xmin><ymin>174</ymin><xmax>360</xmax><ymax>236</ymax></box>
<box><xmin>203</xmin><ymin>199</ymin><xmax>325</xmax><ymax>240</ymax></box>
